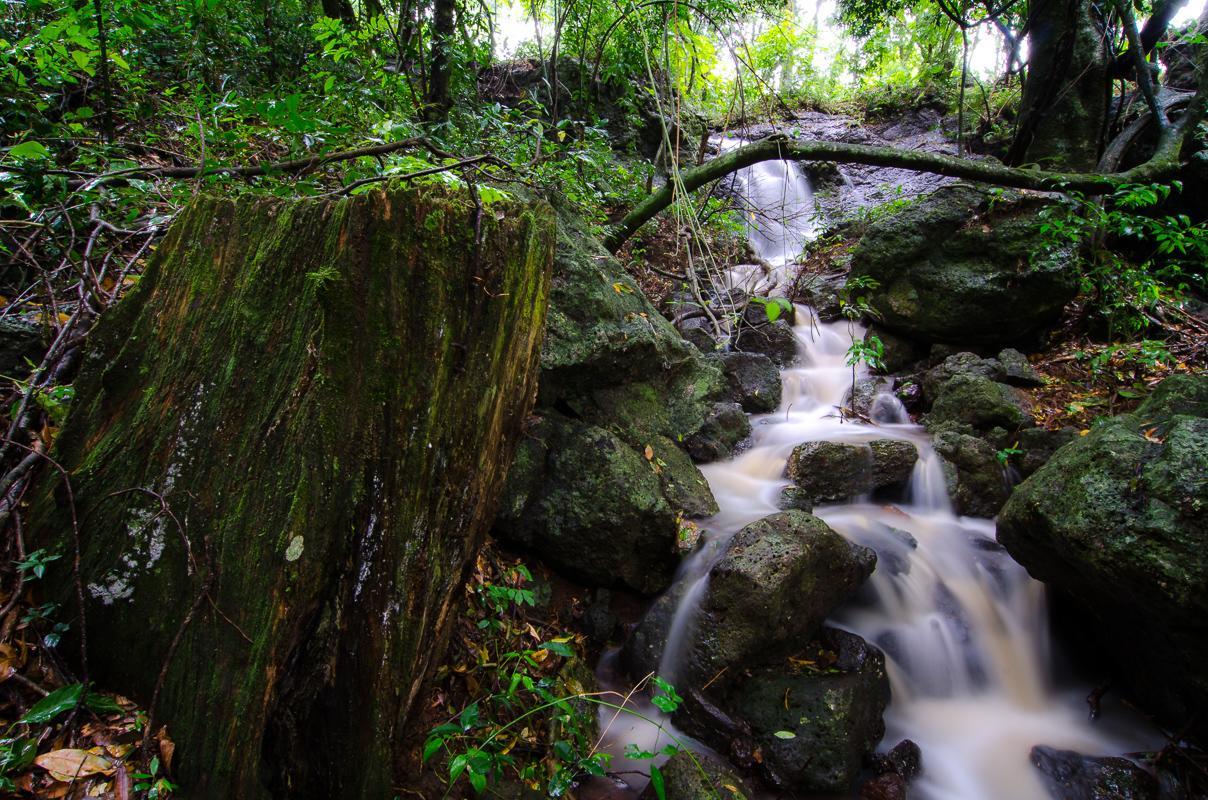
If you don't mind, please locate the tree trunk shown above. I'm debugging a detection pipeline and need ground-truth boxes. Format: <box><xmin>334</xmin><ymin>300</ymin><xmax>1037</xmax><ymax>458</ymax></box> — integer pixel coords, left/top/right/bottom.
<box><xmin>425</xmin><ymin>0</ymin><xmax>457</xmax><ymax>119</ymax></box>
<box><xmin>30</xmin><ymin>185</ymin><xmax>554</xmax><ymax>799</ymax></box>
<box><xmin>1007</xmin><ymin>0</ymin><xmax>1111</xmax><ymax>169</ymax></box>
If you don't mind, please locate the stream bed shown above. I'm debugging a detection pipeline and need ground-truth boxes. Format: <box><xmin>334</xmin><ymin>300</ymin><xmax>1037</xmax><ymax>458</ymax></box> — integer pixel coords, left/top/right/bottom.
<box><xmin>597</xmin><ymin>147</ymin><xmax>1160</xmax><ymax>799</ymax></box>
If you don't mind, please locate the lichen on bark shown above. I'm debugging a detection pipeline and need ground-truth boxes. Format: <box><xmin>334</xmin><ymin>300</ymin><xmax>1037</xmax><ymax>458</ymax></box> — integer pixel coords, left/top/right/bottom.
<box><xmin>30</xmin><ymin>184</ymin><xmax>554</xmax><ymax>799</ymax></box>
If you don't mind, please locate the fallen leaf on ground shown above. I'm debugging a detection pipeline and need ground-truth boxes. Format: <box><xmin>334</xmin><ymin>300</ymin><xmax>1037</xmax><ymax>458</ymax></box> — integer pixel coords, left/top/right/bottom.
<box><xmin>35</xmin><ymin>748</ymin><xmax>115</xmax><ymax>781</ymax></box>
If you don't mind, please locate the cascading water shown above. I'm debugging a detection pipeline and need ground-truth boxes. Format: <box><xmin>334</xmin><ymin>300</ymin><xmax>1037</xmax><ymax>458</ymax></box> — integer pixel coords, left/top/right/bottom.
<box><xmin>600</xmin><ymin>152</ymin><xmax>1159</xmax><ymax>798</ymax></box>
<box><xmin>715</xmin><ymin>135</ymin><xmax>816</xmax><ymax>294</ymax></box>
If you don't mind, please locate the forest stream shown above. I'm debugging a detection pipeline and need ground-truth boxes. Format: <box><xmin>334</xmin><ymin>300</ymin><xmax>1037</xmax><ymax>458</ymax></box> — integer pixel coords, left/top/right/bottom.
<box><xmin>597</xmin><ymin>151</ymin><xmax>1161</xmax><ymax>800</ymax></box>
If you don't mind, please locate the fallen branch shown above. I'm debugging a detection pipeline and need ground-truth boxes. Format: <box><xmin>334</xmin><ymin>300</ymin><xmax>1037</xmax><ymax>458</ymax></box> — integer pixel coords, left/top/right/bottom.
<box><xmin>602</xmin><ymin>132</ymin><xmax>1203</xmax><ymax>251</ymax></box>
<box><xmin>61</xmin><ymin>137</ymin><xmax>449</xmax><ymax>190</ymax></box>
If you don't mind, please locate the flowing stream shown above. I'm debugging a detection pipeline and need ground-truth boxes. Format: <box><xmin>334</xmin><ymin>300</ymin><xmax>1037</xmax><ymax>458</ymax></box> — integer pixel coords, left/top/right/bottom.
<box><xmin>599</xmin><ymin>148</ymin><xmax>1158</xmax><ymax>798</ymax></box>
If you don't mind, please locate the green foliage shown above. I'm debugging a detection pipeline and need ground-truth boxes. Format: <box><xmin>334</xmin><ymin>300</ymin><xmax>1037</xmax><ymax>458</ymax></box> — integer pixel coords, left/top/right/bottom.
<box><xmin>1037</xmin><ymin>181</ymin><xmax>1207</xmax><ymax>341</ymax></box>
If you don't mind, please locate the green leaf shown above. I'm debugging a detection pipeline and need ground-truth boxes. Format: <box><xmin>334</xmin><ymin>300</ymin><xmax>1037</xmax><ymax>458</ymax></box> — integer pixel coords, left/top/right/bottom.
<box><xmin>20</xmin><ymin>683</ymin><xmax>84</xmax><ymax>724</ymax></box>
<box><xmin>650</xmin><ymin>764</ymin><xmax>666</xmax><ymax>800</ymax></box>
<box><xmin>7</xmin><ymin>141</ymin><xmax>50</xmax><ymax>161</ymax></box>
<box><xmin>468</xmin><ymin>769</ymin><xmax>487</xmax><ymax>793</ymax></box>
<box><xmin>540</xmin><ymin>640</ymin><xmax>575</xmax><ymax>658</ymax></box>
<box><xmin>71</xmin><ymin>49</ymin><xmax>92</xmax><ymax>72</ymax></box>
<box><xmin>85</xmin><ymin>692</ymin><xmax>123</xmax><ymax>715</ymax></box>
<box><xmin>449</xmin><ymin>753</ymin><xmax>468</xmax><ymax>783</ymax></box>
<box><xmin>422</xmin><ymin>738</ymin><xmax>444</xmax><ymax>763</ymax></box>
<box><xmin>773</xmin><ymin>730</ymin><xmax>797</xmax><ymax>739</ymax></box>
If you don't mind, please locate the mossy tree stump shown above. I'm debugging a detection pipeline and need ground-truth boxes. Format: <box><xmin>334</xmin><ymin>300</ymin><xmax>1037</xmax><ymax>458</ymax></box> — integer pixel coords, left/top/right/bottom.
<box><xmin>31</xmin><ymin>185</ymin><xmax>554</xmax><ymax>798</ymax></box>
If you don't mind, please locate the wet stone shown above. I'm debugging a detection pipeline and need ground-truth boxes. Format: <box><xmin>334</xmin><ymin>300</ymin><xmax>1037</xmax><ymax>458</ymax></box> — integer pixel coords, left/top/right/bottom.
<box><xmin>1030</xmin><ymin>746</ymin><xmax>1159</xmax><ymax>800</ymax></box>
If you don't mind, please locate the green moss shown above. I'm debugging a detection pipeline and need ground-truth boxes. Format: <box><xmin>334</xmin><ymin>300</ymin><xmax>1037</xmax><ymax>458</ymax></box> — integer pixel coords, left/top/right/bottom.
<box><xmin>30</xmin><ymin>184</ymin><xmax>555</xmax><ymax>800</ymax></box>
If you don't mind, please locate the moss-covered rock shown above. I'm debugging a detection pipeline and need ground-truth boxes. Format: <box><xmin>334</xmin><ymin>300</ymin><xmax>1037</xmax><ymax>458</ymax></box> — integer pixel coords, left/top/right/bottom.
<box><xmin>30</xmin><ymin>185</ymin><xmax>554</xmax><ymax>799</ymax></box>
<box><xmin>679</xmin><ymin>628</ymin><xmax>890</xmax><ymax>795</ymax></box>
<box><xmin>717</xmin><ymin>351</ymin><xmax>782</xmax><ymax>413</ymax></box>
<box><xmin>787</xmin><ymin>440</ymin><xmax>918</xmax><ymax>502</ymax></box>
<box><xmin>927</xmin><ymin>373</ymin><xmax>1031</xmax><ymax>432</ymax></box>
<box><xmin>496</xmin><ymin>414</ymin><xmax>710</xmax><ymax>595</ymax></box>
<box><xmin>685</xmin><ymin>402</ymin><xmax>752</xmax><ymax>463</ymax></box>
<box><xmin>997</xmin><ymin>375</ymin><xmax>1208</xmax><ymax>737</ymax></box>
<box><xmin>627</xmin><ymin>511</ymin><xmax>875</xmax><ymax>686</ymax></box>
<box><xmin>848</xmin><ymin>186</ymin><xmax>1078</xmax><ymax>348</ymax></box>
<box><xmin>932</xmin><ymin>428</ymin><xmax>1011</xmax><ymax>517</ymax></box>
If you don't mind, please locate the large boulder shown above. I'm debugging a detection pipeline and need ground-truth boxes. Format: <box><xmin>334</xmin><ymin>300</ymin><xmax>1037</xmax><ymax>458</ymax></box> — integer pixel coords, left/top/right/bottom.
<box><xmin>997</xmin><ymin>375</ymin><xmax>1208</xmax><ymax>736</ymax></box>
<box><xmin>624</xmin><ymin>511</ymin><xmax>875</xmax><ymax>682</ymax></box>
<box><xmin>847</xmin><ymin>185</ymin><xmax>1078</xmax><ymax>348</ymax></box>
<box><xmin>496</xmin><ymin>414</ymin><xmax>715</xmax><ymax>595</ymax></box>
<box><xmin>787</xmin><ymin>440</ymin><xmax>918</xmax><ymax>503</ymax></box>
<box><xmin>679</xmin><ymin>628</ymin><xmax>890</xmax><ymax>794</ymax></box>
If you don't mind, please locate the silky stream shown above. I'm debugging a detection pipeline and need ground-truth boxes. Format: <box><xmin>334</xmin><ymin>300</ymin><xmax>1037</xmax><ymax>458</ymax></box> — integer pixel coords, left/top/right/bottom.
<box><xmin>597</xmin><ymin>145</ymin><xmax>1158</xmax><ymax>799</ymax></box>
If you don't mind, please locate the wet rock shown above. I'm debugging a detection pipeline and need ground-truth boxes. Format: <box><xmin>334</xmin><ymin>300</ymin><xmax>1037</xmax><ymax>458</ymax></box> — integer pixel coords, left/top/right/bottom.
<box><xmin>870</xmin><ymin>739</ymin><xmax>923</xmax><ymax>780</ymax></box>
<box><xmin>626</xmin><ymin>511</ymin><xmax>875</xmax><ymax>684</ymax></box>
<box><xmin>796</xmin><ymin>272</ymin><xmax>846</xmax><ymax>322</ymax></box>
<box><xmin>680</xmin><ymin>317</ymin><xmax>720</xmax><ymax>353</ymax></box>
<box><xmin>923</xmin><ymin>353</ymin><xmax>1000</xmax><ymax>402</ymax></box>
<box><xmin>777</xmin><ymin>486</ymin><xmax>815</xmax><ymax>512</ymax></box>
<box><xmin>718</xmin><ymin>351</ymin><xmax>782</xmax><ymax>413</ymax></box>
<box><xmin>1030</xmin><ymin>746</ymin><xmax>1158</xmax><ymax>800</ymax></box>
<box><xmin>927</xmin><ymin>373</ymin><xmax>1031</xmax><ymax>432</ymax></box>
<box><xmin>681</xmin><ymin>628</ymin><xmax>890</xmax><ymax>794</ymax></box>
<box><xmin>996</xmin><ymin>348</ymin><xmax>1044</xmax><ymax>387</ymax></box>
<box><xmin>932</xmin><ymin>428</ymin><xmax>1010</xmax><ymax>517</ymax></box>
<box><xmin>860</xmin><ymin>774</ymin><xmax>907</xmax><ymax>800</ymax></box>
<box><xmin>638</xmin><ymin>750</ymin><xmax>754</xmax><ymax>800</ymax></box>
<box><xmin>496</xmin><ymin>414</ymin><xmax>714</xmax><ymax>595</ymax></box>
<box><xmin>895</xmin><ymin>379</ymin><xmax>923</xmax><ymax>413</ymax></box>
<box><xmin>685</xmin><ymin>402</ymin><xmax>752</xmax><ymax>463</ymax></box>
<box><xmin>621</xmin><ymin>581</ymin><xmax>689</xmax><ymax>681</ymax></box>
<box><xmin>870</xmin><ymin>439</ymin><xmax>919</xmax><ymax>486</ymax></box>
<box><xmin>734</xmin><ymin>319</ymin><xmax>798</xmax><ymax>365</ymax></box>
<box><xmin>998</xmin><ymin>375</ymin><xmax>1208</xmax><ymax>738</ymax></box>
<box><xmin>847</xmin><ymin>377</ymin><xmax>882</xmax><ymax>418</ymax></box>
<box><xmin>847</xmin><ymin>185</ymin><xmax>1078</xmax><ymax>348</ymax></box>
<box><xmin>787</xmin><ymin>440</ymin><xmax>918</xmax><ymax>503</ymax></box>
<box><xmin>690</xmin><ymin>511</ymin><xmax>874</xmax><ymax>682</ymax></box>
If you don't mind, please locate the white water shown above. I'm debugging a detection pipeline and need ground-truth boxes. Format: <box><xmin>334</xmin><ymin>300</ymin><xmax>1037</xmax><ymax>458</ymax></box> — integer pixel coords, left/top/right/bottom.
<box><xmin>600</xmin><ymin>156</ymin><xmax>1159</xmax><ymax>798</ymax></box>
<box><xmin>715</xmin><ymin>135</ymin><xmax>816</xmax><ymax>295</ymax></box>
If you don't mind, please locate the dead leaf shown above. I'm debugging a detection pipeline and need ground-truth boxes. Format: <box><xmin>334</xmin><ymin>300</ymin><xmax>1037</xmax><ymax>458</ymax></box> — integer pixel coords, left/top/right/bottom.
<box><xmin>35</xmin><ymin>748</ymin><xmax>115</xmax><ymax>781</ymax></box>
<box><xmin>157</xmin><ymin>729</ymin><xmax>175</xmax><ymax>772</ymax></box>
<box><xmin>114</xmin><ymin>764</ymin><xmax>132</xmax><ymax>800</ymax></box>
<box><xmin>643</xmin><ymin>445</ymin><xmax>654</xmax><ymax>460</ymax></box>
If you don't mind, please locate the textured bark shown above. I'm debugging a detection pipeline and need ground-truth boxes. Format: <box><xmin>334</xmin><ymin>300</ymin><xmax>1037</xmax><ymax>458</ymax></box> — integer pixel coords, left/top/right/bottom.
<box><xmin>1007</xmin><ymin>0</ymin><xmax>1110</xmax><ymax>169</ymax></box>
<box><xmin>30</xmin><ymin>185</ymin><xmax>554</xmax><ymax>799</ymax></box>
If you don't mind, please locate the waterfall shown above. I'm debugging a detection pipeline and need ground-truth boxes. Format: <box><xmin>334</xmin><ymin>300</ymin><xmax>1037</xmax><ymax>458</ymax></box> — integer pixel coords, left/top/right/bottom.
<box><xmin>602</xmin><ymin>151</ymin><xmax>1159</xmax><ymax>799</ymax></box>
